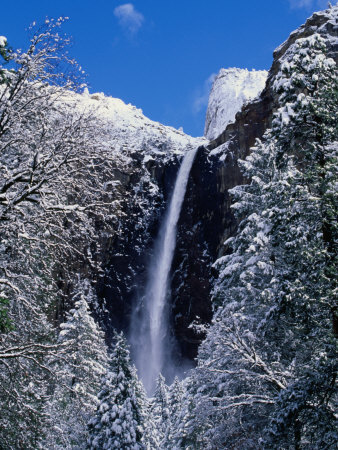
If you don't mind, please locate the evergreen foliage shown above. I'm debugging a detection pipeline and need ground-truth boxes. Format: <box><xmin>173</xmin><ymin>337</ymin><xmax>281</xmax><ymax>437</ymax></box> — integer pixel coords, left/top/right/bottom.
<box><xmin>45</xmin><ymin>279</ymin><xmax>108</xmax><ymax>449</ymax></box>
<box><xmin>132</xmin><ymin>366</ymin><xmax>160</xmax><ymax>449</ymax></box>
<box><xmin>169</xmin><ymin>376</ymin><xmax>185</xmax><ymax>420</ymax></box>
<box><xmin>88</xmin><ymin>332</ymin><xmax>144</xmax><ymax>449</ymax></box>
<box><xmin>150</xmin><ymin>374</ymin><xmax>170</xmax><ymax>447</ymax></box>
<box><xmin>164</xmin><ymin>376</ymin><xmax>185</xmax><ymax>447</ymax></box>
<box><xmin>184</xmin><ymin>32</ymin><xmax>337</xmax><ymax>449</ymax></box>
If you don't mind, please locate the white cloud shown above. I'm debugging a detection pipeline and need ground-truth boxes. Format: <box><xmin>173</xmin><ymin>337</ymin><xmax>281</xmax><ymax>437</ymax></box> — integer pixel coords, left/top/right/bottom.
<box><xmin>114</xmin><ymin>3</ymin><xmax>144</xmax><ymax>36</ymax></box>
<box><xmin>193</xmin><ymin>73</ymin><xmax>216</xmax><ymax>114</ymax></box>
<box><xmin>289</xmin><ymin>0</ymin><xmax>328</xmax><ymax>9</ymax></box>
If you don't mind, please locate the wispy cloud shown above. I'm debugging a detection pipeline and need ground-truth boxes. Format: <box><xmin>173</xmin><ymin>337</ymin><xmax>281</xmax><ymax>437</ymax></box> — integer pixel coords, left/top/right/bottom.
<box><xmin>193</xmin><ymin>73</ymin><xmax>216</xmax><ymax>114</ymax></box>
<box><xmin>289</xmin><ymin>0</ymin><xmax>329</xmax><ymax>9</ymax></box>
<box><xmin>114</xmin><ymin>3</ymin><xmax>144</xmax><ymax>36</ymax></box>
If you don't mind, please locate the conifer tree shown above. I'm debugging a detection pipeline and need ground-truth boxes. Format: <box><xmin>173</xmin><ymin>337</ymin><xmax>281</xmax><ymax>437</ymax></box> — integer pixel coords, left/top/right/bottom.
<box><xmin>169</xmin><ymin>376</ymin><xmax>185</xmax><ymax>418</ymax></box>
<box><xmin>190</xmin><ymin>32</ymin><xmax>337</xmax><ymax>448</ymax></box>
<box><xmin>150</xmin><ymin>373</ymin><xmax>170</xmax><ymax>446</ymax></box>
<box><xmin>170</xmin><ymin>375</ymin><xmax>209</xmax><ymax>449</ymax></box>
<box><xmin>88</xmin><ymin>332</ymin><xmax>143</xmax><ymax>449</ymax></box>
<box><xmin>45</xmin><ymin>279</ymin><xmax>108</xmax><ymax>448</ymax></box>
<box><xmin>166</xmin><ymin>376</ymin><xmax>202</xmax><ymax>449</ymax></box>
<box><xmin>131</xmin><ymin>366</ymin><xmax>160</xmax><ymax>449</ymax></box>
<box><xmin>165</xmin><ymin>376</ymin><xmax>185</xmax><ymax>447</ymax></box>
<box><xmin>263</xmin><ymin>32</ymin><xmax>338</xmax><ymax>448</ymax></box>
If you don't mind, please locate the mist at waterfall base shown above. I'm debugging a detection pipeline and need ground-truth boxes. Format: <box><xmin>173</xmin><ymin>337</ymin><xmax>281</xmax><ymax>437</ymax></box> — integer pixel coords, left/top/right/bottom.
<box><xmin>129</xmin><ymin>147</ymin><xmax>198</xmax><ymax>395</ymax></box>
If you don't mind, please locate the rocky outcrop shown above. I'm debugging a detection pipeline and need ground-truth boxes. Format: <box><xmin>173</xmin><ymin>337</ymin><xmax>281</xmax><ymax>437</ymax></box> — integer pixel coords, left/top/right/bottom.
<box><xmin>204</xmin><ymin>68</ymin><xmax>267</xmax><ymax>140</ymax></box>
<box><xmin>208</xmin><ymin>7</ymin><xmax>338</xmax><ymax>154</ymax></box>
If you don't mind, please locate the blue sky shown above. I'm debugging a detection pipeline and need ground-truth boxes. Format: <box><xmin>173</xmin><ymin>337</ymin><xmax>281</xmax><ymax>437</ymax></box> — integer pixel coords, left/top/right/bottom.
<box><xmin>0</xmin><ymin>0</ymin><xmax>329</xmax><ymax>136</ymax></box>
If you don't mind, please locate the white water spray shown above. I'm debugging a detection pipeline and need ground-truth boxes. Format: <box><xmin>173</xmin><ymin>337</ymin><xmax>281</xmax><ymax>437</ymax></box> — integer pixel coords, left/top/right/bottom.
<box><xmin>130</xmin><ymin>147</ymin><xmax>198</xmax><ymax>394</ymax></box>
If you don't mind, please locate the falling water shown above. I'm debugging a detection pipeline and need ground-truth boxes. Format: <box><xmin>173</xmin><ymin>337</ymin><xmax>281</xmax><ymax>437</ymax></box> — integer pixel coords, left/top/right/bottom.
<box><xmin>130</xmin><ymin>147</ymin><xmax>198</xmax><ymax>394</ymax></box>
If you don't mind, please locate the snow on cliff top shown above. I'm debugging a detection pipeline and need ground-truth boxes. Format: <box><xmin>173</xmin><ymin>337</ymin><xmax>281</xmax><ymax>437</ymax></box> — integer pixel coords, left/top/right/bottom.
<box><xmin>64</xmin><ymin>89</ymin><xmax>206</xmax><ymax>159</ymax></box>
<box><xmin>204</xmin><ymin>68</ymin><xmax>268</xmax><ymax>141</ymax></box>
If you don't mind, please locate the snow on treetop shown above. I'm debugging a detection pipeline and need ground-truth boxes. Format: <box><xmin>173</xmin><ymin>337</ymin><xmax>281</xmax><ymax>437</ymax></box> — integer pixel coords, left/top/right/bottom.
<box><xmin>0</xmin><ymin>36</ymin><xmax>7</xmax><ymax>47</ymax></box>
<box><xmin>204</xmin><ymin>68</ymin><xmax>268</xmax><ymax>141</ymax></box>
<box><xmin>274</xmin><ymin>5</ymin><xmax>338</xmax><ymax>63</ymax></box>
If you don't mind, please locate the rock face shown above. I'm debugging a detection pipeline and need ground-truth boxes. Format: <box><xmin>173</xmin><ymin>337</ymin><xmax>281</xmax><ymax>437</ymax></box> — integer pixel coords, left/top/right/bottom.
<box><xmin>166</xmin><ymin>6</ymin><xmax>338</xmax><ymax>361</ymax></box>
<box><xmin>89</xmin><ymin>7</ymin><xmax>338</xmax><ymax>362</ymax></box>
<box><xmin>204</xmin><ymin>68</ymin><xmax>268</xmax><ymax>141</ymax></box>
<box><xmin>71</xmin><ymin>94</ymin><xmax>205</xmax><ymax>342</ymax></box>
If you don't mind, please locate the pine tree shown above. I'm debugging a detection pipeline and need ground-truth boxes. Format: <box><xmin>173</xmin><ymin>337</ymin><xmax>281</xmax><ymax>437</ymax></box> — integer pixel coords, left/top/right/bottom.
<box><xmin>45</xmin><ymin>279</ymin><xmax>108</xmax><ymax>448</ymax></box>
<box><xmin>170</xmin><ymin>374</ymin><xmax>210</xmax><ymax>449</ymax></box>
<box><xmin>190</xmin><ymin>31</ymin><xmax>337</xmax><ymax>448</ymax></box>
<box><xmin>165</xmin><ymin>376</ymin><xmax>185</xmax><ymax>447</ymax></box>
<box><xmin>150</xmin><ymin>373</ymin><xmax>170</xmax><ymax>446</ymax></box>
<box><xmin>263</xmin><ymin>32</ymin><xmax>338</xmax><ymax>448</ymax></box>
<box><xmin>169</xmin><ymin>376</ymin><xmax>185</xmax><ymax>418</ymax></box>
<box><xmin>88</xmin><ymin>332</ymin><xmax>143</xmax><ymax>449</ymax></box>
<box><xmin>131</xmin><ymin>366</ymin><xmax>160</xmax><ymax>449</ymax></box>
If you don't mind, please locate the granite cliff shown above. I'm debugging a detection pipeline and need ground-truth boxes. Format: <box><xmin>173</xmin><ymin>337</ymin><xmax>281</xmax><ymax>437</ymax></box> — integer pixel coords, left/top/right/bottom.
<box><xmin>85</xmin><ymin>6</ymin><xmax>338</xmax><ymax>362</ymax></box>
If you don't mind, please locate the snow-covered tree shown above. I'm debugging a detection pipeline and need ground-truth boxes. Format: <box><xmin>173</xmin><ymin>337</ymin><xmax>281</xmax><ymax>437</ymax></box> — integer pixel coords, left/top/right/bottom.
<box><xmin>165</xmin><ymin>376</ymin><xmax>189</xmax><ymax>448</ymax></box>
<box><xmin>0</xmin><ymin>18</ymin><xmax>123</xmax><ymax>448</ymax></box>
<box><xmin>262</xmin><ymin>32</ymin><xmax>338</xmax><ymax>449</ymax></box>
<box><xmin>170</xmin><ymin>374</ymin><xmax>210</xmax><ymax>449</ymax></box>
<box><xmin>188</xmin><ymin>31</ymin><xmax>337</xmax><ymax>448</ymax></box>
<box><xmin>0</xmin><ymin>35</ymin><xmax>10</xmax><ymax>84</ymax></box>
<box><xmin>45</xmin><ymin>279</ymin><xmax>108</xmax><ymax>449</ymax></box>
<box><xmin>88</xmin><ymin>332</ymin><xmax>144</xmax><ymax>449</ymax></box>
<box><xmin>169</xmin><ymin>376</ymin><xmax>185</xmax><ymax>419</ymax></box>
<box><xmin>150</xmin><ymin>373</ymin><xmax>170</xmax><ymax>446</ymax></box>
<box><xmin>131</xmin><ymin>366</ymin><xmax>160</xmax><ymax>449</ymax></box>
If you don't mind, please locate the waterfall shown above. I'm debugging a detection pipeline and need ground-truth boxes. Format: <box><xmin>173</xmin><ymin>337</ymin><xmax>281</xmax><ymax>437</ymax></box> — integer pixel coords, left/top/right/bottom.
<box><xmin>130</xmin><ymin>147</ymin><xmax>198</xmax><ymax>394</ymax></box>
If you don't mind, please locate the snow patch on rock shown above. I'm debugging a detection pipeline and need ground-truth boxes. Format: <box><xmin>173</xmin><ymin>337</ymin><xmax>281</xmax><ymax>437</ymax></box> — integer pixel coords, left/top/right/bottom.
<box><xmin>204</xmin><ymin>68</ymin><xmax>268</xmax><ymax>140</ymax></box>
<box><xmin>62</xmin><ymin>89</ymin><xmax>206</xmax><ymax>163</ymax></box>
